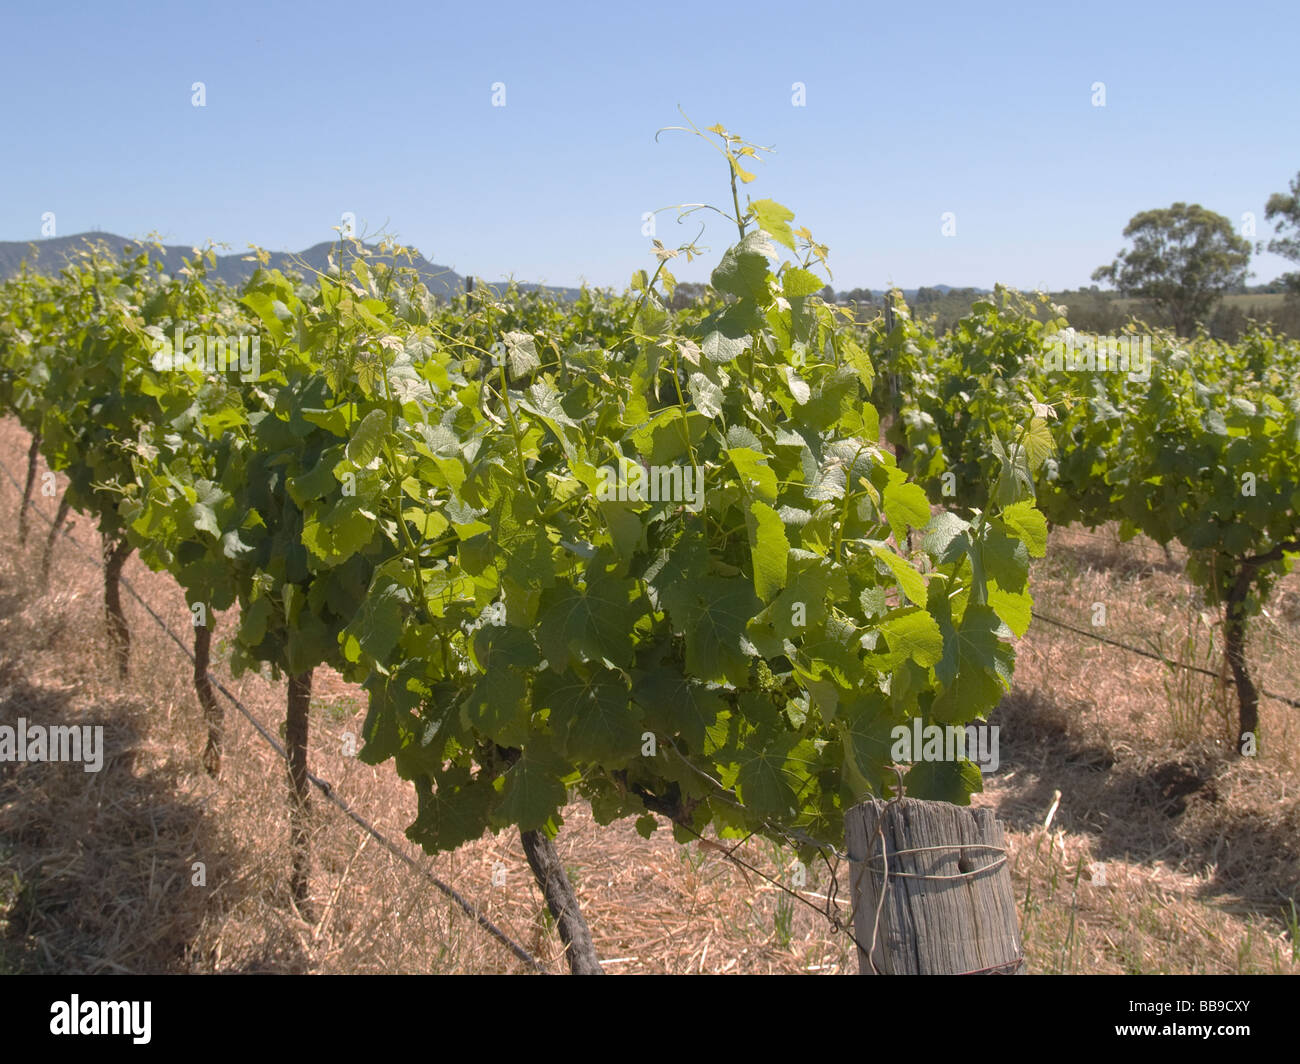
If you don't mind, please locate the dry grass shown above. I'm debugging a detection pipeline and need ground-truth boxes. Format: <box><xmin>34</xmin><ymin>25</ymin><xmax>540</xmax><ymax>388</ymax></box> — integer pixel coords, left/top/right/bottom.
<box><xmin>0</xmin><ymin>418</ymin><xmax>1297</xmax><ymax>974</ymax></box>
<box><xmin>992</xmin><ymin>523</ymin><xmax>1300</xmax><ymax>973</ymax></box>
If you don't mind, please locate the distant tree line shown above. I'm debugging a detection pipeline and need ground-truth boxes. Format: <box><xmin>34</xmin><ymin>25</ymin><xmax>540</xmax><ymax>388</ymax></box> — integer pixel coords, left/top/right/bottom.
<box><xmin>665</xmin><ymin>170</ymin><xmax>1300</xmax><ymax>339</ymax></box>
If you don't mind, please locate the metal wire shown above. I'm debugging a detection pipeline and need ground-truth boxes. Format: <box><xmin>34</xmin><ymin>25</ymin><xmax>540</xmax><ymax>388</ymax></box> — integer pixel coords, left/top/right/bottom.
<box><xmin>0</xmin><ymin>450</ymin><xmax>552</xmax><ymax>975</ymax></box>
<box><xmin>1031</xmin><ymin>609</ymin><xmax>1300</xmax><ymax>709</ymax></box>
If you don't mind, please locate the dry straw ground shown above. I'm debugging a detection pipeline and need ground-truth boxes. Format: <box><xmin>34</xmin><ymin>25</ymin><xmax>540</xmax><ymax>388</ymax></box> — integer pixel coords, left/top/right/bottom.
<box><xmin>0</xmin><ymin>417</ymin><xmax>1297</xmax><ymax>974</ymax></box>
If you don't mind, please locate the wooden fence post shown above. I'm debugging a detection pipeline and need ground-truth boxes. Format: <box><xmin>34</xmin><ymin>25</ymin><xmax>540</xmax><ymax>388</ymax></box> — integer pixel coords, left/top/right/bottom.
<box><xmin>845</xmin><ymin>797</ymin><xmax>1024</xmax><ymax>974</ymax></box>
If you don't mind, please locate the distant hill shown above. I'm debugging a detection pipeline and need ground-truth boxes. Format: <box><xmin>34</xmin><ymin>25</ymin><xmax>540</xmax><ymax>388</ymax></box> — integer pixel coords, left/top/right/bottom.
<box><xmin>0</xmin><ymin>234</ymin><xmax>1028</xmax><ymax>310</ymax></box>
<box><xmin>0</xmin><ymin>232</ymin><xmax>584</xmax><ymax>302</ymax></box>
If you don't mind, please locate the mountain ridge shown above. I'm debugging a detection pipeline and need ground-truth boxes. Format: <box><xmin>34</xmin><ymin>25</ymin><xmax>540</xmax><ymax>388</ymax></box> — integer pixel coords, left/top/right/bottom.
<box><xmin>0</xmin><ymin>232</ymin><xmax>586</xmax><ymax>302</ymax></box>
<box><xmin>0</xmin><ymin>233</ymin><xmax>996</xmax><ymax>303</ymax></box>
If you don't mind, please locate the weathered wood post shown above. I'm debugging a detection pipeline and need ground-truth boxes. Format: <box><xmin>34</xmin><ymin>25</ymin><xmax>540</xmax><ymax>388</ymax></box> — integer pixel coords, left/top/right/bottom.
<box><xmin>845</xmin><ymin>797</ymin><xmax>1024</xmax><ymax>974</ymax></box>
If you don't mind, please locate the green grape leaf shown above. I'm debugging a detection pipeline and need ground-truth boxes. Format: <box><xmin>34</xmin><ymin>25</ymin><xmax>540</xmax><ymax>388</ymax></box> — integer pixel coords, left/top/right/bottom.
<box><xmin>878</xmin><ymin>605</ymin><xmax>944</xmax><ymax>667</ymax></box>
<box><xmin>537</xmin><ymin>577</ymin><xmax>640</xmax><ymax>670</ymax></box>
<box><xmin>711</xmin><ymin>230</ymin><xmax>775</xmax><ymax>303</ymax></box>
<box><xmin>687</xmin><ymin>372</ymin><xmax>725</xmax><ymax>419</ymax></box>
<box><xmin>538</xmin><ymin>669</ymin><xmax>643</xmax><ymax>766</ymax></box>
<box><xmin>782</xmin><ymin>267</ymin><xmax>825</xmax><ymax>299</ymax></box>
<box><xmin>632</xmin><ymin>669</ymin><xmax>726</xmax><ymax>753</ymax></box>
<box><xmin>987</xmin><ymin>585</ymin><xmax>1033</xmax><ymax>638</ymax></box>
<box><xmin>838</xmin><ymin>692</ymin><xmax>898</xmax><ymax>801</ymax></box>
<box><xmin>494</xmin><ymin>743</ymin><xmax>568</xmax><ymax>832</ymax></box>
<box><xmin>748</xmin><ymin>501</ymin><xmax>790</xmax><ymax>602</ymax></box>
<box><xmin>903</xmin><ymin>757</ymin><xmax>983</xmax><ymax>805</ymax></box>
<box><xmin>999</xmin><ymin>500</ymin><xmax>1048</xmax><ymax>558</ymax></box>
<box><xmin>871</xmin><ymin>544</ymin><xmax>928</xmax><ymax>607</ymax></box>
<box><xmin>737</xmin><ymin>743</ymin><xmax>799</xmax><ymax>820</ymax></box>
<box><xmin>629</xmin><ymin>409</ymin><xmax>708</xmax><ymax>465</ymax></box>
<box><xmin>883</xmin><ymin>479</ymin><xmax>932</xmax><ymax>542</ymax></box>
<box><xmin>930</xmin><ymin>603</ymin><xmax>1012</xmax><ymax>724</ymax></box>
<box><xmin>699</xmin><ymin>330</ymin><xmax>747</xmax><ymax>363</ymax></box>
<box><xmin>729</xmin><ymin>446</ymin><xmax>778</xmax><ymax>503</ymax></box>
<box><xmin>341</xmin><ymin>575</ymin><xmax>410</xmax><ymax>664</ymax></box>
<box><xmin>660</xmin><ymin>576</ymin><xmax>760</xmax><ymax>686</ymax></box>
<box><xmin>346</xmin><ymin>408</ymin><xmax>391</xmax><ymax>467</ymax></box>
<box><xmin>409</xmin><ymin>770</ymin><xmax>494</xmax><ymax>852</ymax></box>
<box><xmin>502</xmin><ymin>331</ymin><xmax>540</xmax><ymax>377</ymax></box>
<box><xmin>751</xmin><ymin>199</ymin><xmax>796</xmax><ymax>252</ymax></box>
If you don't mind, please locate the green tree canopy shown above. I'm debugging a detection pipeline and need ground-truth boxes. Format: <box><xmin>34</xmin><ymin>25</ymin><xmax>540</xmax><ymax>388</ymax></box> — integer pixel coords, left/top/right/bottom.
<box><xmin>1091</xmin><ymin>202</ymin><xmax>1251</xmax><ymax>336</ymax></box>
<box><xmin>1263</xmin><ymin>171</ymin><xmax>1300</xmax><ymax>295</ymax></box>
<box><xmin>838</xmin><ymin>287</ymin><xmax>875</xmax><ymax>304</ymax></box>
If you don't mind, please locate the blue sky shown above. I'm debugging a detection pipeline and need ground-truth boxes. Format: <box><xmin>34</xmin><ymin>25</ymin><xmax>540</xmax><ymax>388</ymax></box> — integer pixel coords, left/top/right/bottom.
<box><xmin>2</xmin><ymin>0</ymin><xmax>1297</xmax><ymax>292</ymax></box>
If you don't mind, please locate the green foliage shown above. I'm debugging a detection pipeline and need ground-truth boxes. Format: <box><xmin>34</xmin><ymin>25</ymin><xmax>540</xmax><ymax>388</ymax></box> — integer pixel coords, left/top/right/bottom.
<box><xmin>0</xmin><ymin>124</ymin><xmax>1049</xmax><ymax>865</ymax></box>
<box><xmin>1264</xmin><ymin>171</ymin><xmax>1300</xmax><ymax>296</ymax></box>
<box><xmin>875</xmin><ymin>283</ymin><xmax>1300</xmax><ymax>742</ymax></box>
<box><xmin>1091</xmin><ymin>202</ymin><xmax>1253</xmax><ymax>336</ymax></box>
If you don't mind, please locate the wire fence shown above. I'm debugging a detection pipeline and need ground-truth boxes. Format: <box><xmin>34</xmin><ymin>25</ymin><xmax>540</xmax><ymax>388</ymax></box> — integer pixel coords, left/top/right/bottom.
<box><xmin>1042</xmin><ymin>523</ymin><xmax>1300</xmax><ymax>657</ymax></box>
<box><xmin>0</xmin><ymin>440</ymin><xmax>874</xmax><ymax>972</ymax></box>
<box><xmin>0</xmin><ymin>449</ymin><xmax>551</xmax><ymax>975</ymax></box>
<box><xmin>1030</xmin><ymin>609</ymin><xmax>1300</xmax><ymax>710</ymax></box>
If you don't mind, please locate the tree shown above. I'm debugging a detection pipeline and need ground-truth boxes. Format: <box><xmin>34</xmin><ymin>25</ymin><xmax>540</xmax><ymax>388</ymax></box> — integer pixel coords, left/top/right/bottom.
<box><xmin>667</xmin><ymin>280</ymin><xmax>708</xmax><ymax>310</ymax></box>
<box><xmin>1263</xmin><ymin>171</ymin><xmax>1300</xmax><ymax>296</ymax></box>
<box><xmin>820</xmin><ymin>284</ymin><xmax>835</xmax><ymax>302</ymax></box>
<box><xmin>840</xmin><ymin>286</ymin><xmax>874</xmax><ymax>305</ymax></box>
<box><xmin>1091</xmin><ymin>203</ymin><xmax>1251</xmax><ymax>336</ymax></box>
